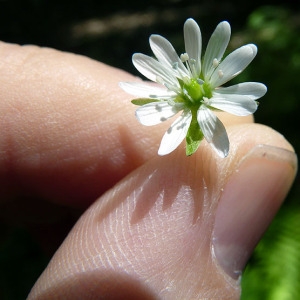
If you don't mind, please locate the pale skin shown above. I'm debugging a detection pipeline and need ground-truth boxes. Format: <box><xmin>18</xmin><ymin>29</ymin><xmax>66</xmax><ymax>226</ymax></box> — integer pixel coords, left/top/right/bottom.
<box><xmin>0</xmin><ymin>42</ymin><xmax>297</xmax><ymax>299</ymax></box>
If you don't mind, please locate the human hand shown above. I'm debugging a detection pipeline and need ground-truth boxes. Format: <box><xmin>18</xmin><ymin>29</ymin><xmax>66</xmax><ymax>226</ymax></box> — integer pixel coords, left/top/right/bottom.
<box><xmin>0</xmin><ymin>42</ymin><xmax>297</xmax><ymax>299</ymax></box>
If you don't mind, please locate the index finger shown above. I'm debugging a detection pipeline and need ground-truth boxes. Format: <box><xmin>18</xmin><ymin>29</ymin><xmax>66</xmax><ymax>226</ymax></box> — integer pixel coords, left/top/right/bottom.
<box><xmin>0</xmin><ymin>42</ymin><xmax>150</xmax><ymax>206</ymax></box>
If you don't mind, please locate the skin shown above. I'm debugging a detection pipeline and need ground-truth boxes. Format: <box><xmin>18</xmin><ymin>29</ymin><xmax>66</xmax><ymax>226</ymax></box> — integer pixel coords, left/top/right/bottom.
<box><xmin>0</xmin><ymin>42</ymin><xmax>297</xmax><ymax>299</ymax></box>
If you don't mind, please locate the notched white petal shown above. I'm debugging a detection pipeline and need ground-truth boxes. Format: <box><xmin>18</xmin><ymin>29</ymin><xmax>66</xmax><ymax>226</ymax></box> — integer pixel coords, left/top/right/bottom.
<box><xmin>135</xmin><ymin>102</ymin><xmax>180</xmax><ymax>126</ymax></box>
<box><xmin>184</xmin><ymin>18</ymin><xmax>202</xmax><ymax>76</ymax></box>
<box><xmin>119</xmin><ymin>82</ymin><xmax>176</xmax><ymax>98</ymax></box>
<box><xmin>210</xmin><ymin>44</ymin><xmax>257</xmax><ymax>88</ymax></box>
<box><xmin>158</xmin><ymin>111</ymin><xmax>192</xmax><ymax>155</ymax></box>
<box><xmin>132</xmin><ymin>53</ymin><xmax>178</xmax><ymax>87</ymax></box>
<box><xmin>215</xmin><ymin>82</ymin><xmax>267</xmax><ymax>100</ymax></box>
<box><xmin>203</xmin><ymin>21</ymin><xmax>231</xmax><ymax>80</ymax></box>
<box><xmin>197</xmin><ymin>106</ymin><xmax>229</xmax><ymax>157</ymax></box>
<box><xmin>150</xmin><ymin>35</ymin><xmax>187</xmax><ymax>76</ymax></box>
<box><xmin>210</xmin><ymin>94</ymin><xmax>258</xmax><ymax>116</ymax></box>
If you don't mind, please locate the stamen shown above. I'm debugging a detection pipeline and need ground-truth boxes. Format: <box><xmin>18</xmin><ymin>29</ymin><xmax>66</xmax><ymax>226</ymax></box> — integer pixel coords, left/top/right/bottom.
<box><xmin>197</xmin><ymin>78</ymin><xmax>204</xmax><ymax>85</ymax></box>
<box><xmin>189</xmin><ymin>58</ymin><xmax>198</xmax><ymax>78</ymax></box>
<box><xmin>180</xmin><ymin>53</ymin><xmax>189</xmax><ymax>62</ymax></box>
<box><xmin>155</xmin><ymin>104</ymin><xmax>162</xmax><ymax>112</ymax></box>
<box><xmin>181</xmin><ymin>54</ymin><xmax>192</xmax><ymax>78</ymax></box>
<box><xmin>164</xmin><ymin>82</ymin><xmax>181</xmax><ymax>94</ymax></box>
<box><xmin>180</xmin><ymin>53</ymin><xmax>199</xmax><ymax>78</ymax></box>
<box><xmin>156</xmin><ymin>75</ymin><xmax>181</xmax><ymax>95</ymax></box>
<box><xmin>213</xmin><ymin>58</ymin><xmax>219</xmax><ymax>68</ymax></box>
<box><xmin>156</xmin><ymin>76</ymin><xmax>164</xmax><ymax>84</ymax></box>
<box><xmin>218</xmin><ymin>70</ymin><xmax>224</xmax><ymax>78</ymax></box>
<box><xmin>172</xmin><ymin>64</ymin><xmax>186</xmax><ymax>82</ymax></box>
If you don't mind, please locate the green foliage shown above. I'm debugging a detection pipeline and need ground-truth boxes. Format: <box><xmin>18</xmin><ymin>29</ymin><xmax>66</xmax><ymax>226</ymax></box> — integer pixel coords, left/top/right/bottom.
<box><xmin>241</xmin><ymin>200</ymin><xmax>300</xmax><ymax>300</ymax></box>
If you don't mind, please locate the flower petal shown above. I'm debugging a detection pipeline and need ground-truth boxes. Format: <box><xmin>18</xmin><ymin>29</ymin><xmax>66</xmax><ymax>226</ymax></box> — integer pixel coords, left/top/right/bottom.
<box><xmin>135</xmin><ymin>102</ymin><xmax>180</xmax><ymax>126</ymax></box>
<box><xmin>184</xmin><ymin>18</ymin><xmax>202</xmax><ymax>76</ymax></box>
<box><xmin>149</xmin><ymin>35</ymin><xmax>188</xmax><ymax>77</ymax></box>
<box><xmin>210</xmin><ymin>44</ymin><xmax>257</xmax><ymax>88</ymax></box>
<box><xmin>132</xmin><ymin>53</ymin><xmax>179</xmax><ymax>87</ymax></box>
<box><xmin>158</xmin><ymin>111</ymin><xmax>192</xmax><ymax>155</ymax></box>
<box><xmin>203</xmin><ymin>21</ymin><xmax>231</xmax><ymax>80</ymax></box>
<box><xmin>197</xmin><ymin>106</ymin><xmax>229</xmax><ymax>157</ymax></box>
<box><xmin>119</xmin><ymin>82</ymin><xmax>176</xmax><ymax>98</ymax></box>
<box><xmin>215</xmin><ymin>82</ymin><xmax>267</xmax><ymax>100</ymax></box>
<box><xmin>209</xmin><ymin>94</ymin><xmax>258</xmax><ymax>116</ymax></box>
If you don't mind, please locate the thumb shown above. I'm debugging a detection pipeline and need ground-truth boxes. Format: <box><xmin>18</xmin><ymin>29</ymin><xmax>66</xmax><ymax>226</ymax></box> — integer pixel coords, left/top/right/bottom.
<box><xmin>28</xmin><ymin>124</ymin><xmax>297</xmax><ymax>299</ymax></box>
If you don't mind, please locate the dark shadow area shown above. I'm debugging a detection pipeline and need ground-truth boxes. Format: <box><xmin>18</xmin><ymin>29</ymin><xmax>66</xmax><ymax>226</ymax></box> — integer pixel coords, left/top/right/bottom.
<box><xmin>28</xmin><ymin>269</ymin><xmax>158</xmax><ymax>299</ymax></box>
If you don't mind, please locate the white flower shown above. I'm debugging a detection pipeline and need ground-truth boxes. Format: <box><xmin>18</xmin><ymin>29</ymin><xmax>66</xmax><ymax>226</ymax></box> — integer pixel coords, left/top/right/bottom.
<box><xmin>119</xmin><ymin>18</ymin><xmax>267</xmax><ymax>157</ymax></box>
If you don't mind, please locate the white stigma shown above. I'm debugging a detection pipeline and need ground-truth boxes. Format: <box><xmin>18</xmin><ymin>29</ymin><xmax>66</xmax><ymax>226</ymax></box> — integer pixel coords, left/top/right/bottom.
<box><xmin>183</xmin><ymin>76</ymin><xmax>190</xmax><ymax>85</ymax></box>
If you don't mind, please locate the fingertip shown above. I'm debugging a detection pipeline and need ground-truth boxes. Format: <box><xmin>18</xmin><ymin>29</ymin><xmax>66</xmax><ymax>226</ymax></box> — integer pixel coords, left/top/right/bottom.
<box><xmin>28</xmin><ymin>146</ymin><xmax>241</xmax><ymax>299</ymax></box>
<box><xmin>28</xmin><ymin>122</ymin><xmax>296</xmax><ymax>299</ymax></box>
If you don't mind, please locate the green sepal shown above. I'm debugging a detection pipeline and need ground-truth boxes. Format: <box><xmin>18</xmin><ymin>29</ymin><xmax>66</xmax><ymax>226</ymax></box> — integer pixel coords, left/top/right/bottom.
<box><xmin>131</xmin><ymin>98</ymin><xmax>160</xmax><ymax>106</ymax></box>
<box><xmin>185</xmin><ymin>112</ymin><xmax>204</xmax><ymax>156</ymax></box>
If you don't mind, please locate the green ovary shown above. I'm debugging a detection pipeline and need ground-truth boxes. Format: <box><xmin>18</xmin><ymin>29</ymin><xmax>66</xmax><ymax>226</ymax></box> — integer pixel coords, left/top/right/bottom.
<box><xmin>178</xmin><ymin>78</ymin><xmax>213</xmax><ymax>107</ymax></box>
<box><xmin>185</xmin><ymin>78</ymin><xmax>203</xmax><ymax>100</ymax></box>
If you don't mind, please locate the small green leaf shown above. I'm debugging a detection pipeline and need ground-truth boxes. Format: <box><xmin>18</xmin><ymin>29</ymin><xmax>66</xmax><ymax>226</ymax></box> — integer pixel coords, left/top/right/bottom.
<box><xmin>185</xmin><ymin>112</ymin><xmax>204</xmax><ymax>156</ymax></box>
<box><xmin>131</xmin><ymin>98</ymin><xmax>160</xmax><ymax>106</ymax></box>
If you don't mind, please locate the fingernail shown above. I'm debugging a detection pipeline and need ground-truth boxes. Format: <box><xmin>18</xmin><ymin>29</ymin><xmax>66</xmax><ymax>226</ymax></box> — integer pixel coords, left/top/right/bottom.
<box><xmin>212</xmin><ymin>145</ymin><xmax>297</xmax><ymax>279</ymax></box>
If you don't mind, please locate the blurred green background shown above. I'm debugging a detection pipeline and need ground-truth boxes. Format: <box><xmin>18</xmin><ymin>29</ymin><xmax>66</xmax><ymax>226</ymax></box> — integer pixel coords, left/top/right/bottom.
<box><xmin>0</xmin><ymin>0</ymin><xmax>299</xmax><ymax>299</ymax></box>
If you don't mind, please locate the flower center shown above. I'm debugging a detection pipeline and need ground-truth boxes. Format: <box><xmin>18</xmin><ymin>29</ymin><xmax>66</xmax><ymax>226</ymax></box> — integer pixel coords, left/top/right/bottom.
<box><xmin>172</xmin><ymin>53</ymin><xmax>214</xmax><ymax>108</ymax></box>
<box><xmin>176</xmin><ymin>78</ymin><xmax>213</xmax><ymax>108</ymax></box>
